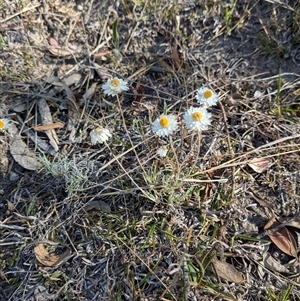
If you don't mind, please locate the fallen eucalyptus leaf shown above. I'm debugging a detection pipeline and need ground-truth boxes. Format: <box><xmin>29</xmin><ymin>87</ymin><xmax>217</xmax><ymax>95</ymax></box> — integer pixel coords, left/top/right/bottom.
<box><xmin>34</xmin><ymin>244</ymin><xmax>71</xmax><ymax>267</ymax></box>
<box><xmin>263</xmin><ymin>253</ymin><xmax>292</xmax><ymax>274</ymax></box>
<box><xmin>47</xmin><ymin>45</ymin><xmax>81</xmax><ymax>57</ymax></box>
<box><xmin>210</xmin><ymin>258</ymin><xmax>244</xmax><ymax>283</ymax></box>
<box><xmin>264</xmin><ymin>219</ymin><xmax>298</xmax><ymax>258</ymax></box>
<box><xmin>8</xmin><ymin>124</ymin><xmax>42</xmax><ymax>170</ymax></box>
<box><xmin>34</xmin><ymin>122</ymin><xmax>65</xmax><ymax>131</ymax></box>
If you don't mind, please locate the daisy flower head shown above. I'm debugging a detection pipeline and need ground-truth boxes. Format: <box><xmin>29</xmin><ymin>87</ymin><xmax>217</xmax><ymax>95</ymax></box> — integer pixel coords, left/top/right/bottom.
<box><xmin>196</xmin><ymin>87</ymin><xmax>218</xmax><ymax>107</ymax></box>
<box><xmin>102</xmin><ymin>77</ymin><xmax>129</xmax><ymax>96</ymax></box>
<box><xmin>152</xmin><ymin>114</ymin><xmax>178</xmax><ymax>137</ymax></box>
<box><xmin>156</xmin><ymin>146</ymin><xmax>168</xmax><ymax>158</ymax></box>
<box><xmin>183</xmin><ymin>107</ymin><xmax>212</xmax><ymax>131</ymax></box>
<box><xmin>90</xmin><ymin>127</ymin><xmax>112</xmax><ymax>145</ymax></box>
<box><xmin>0</xmin><ymin>118</ymin><xmax>10</xmax><ymax>131</ymax></box>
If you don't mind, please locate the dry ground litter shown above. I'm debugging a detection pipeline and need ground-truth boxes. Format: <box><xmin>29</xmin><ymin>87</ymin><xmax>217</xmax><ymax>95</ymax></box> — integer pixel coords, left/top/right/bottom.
<box><xmin>1</xmin><ymin>0</ymin><xmax>300</xmax><ymax>300</ymax></box>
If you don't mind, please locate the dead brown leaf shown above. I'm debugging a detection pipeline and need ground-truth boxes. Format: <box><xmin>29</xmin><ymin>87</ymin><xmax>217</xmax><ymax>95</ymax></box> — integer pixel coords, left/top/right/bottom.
<box><xmin>47</xmin><ymin>46</ymin><xmax>81</xmax><ymax>57</ymax></box>
<box><xmin>34</xmin><ymin>244</ymin><xmax>71</xmax><ymax>267</ymax></box>
<box><xmin>94</xmin><ymin>50</ymin><xmax>110</xmax><ymax>59</ymax></box>
<box><xmin>171</xmin><ymin>43</ymin><xmax>183</xmax><ymax>70</ymax></box>
<box><xmin>8</xmin><ymin>124</ymin><xmax>42</xmax><ymax>171</ymax></box>
<box><xmin>248</xmin><ymin>157</ymin><xmax>273</xmax><ymax>173</ymax></box>
<box><xmin>34</xmin><ymin>122</ymin><xmax>65</xmax><ymax>131</ymax></box>
<box><xmin>210</xmin><ymin>258</ymin><xmax>244</xmax><ymax>283</ymax></box>
<box><xmin>264</xmin><ymin>218</ymin><xmax>298</xmax><ymax>258</ymax></box>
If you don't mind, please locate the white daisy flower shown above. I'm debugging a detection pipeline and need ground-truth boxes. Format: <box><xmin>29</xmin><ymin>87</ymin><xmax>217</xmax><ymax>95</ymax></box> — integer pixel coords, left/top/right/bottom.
<box><xmin>0</xmin><ymin>118</ymin><xmax>10</xmax><ymax>131</ymax></box>
<box><xmin>90</xmin><ymin>127</ymin><xmax>112</xmax><ymax>145</ymax></box>
<box><xmin>156</xmin><ymin>146</ymin><xmax>168</xmax><ymax>158</ymax></box>
<box><xmin>102</xmin><ymin>77</ymin><xmax>129</xmax><ymax>96</ymax></box>
<box><xmin>183</xmin><ymin>107</ymin><xmax>212</xmax><ymax>131</ymax></box>
<box><xmin>196</xmin><ymin>87</ymin><xmax>218</xmax><ymax>107</ymax></box>
<box><xmin>152</xmin><ymin>114</ymin><xmax>178</xmax><ymax>137</ymax></box>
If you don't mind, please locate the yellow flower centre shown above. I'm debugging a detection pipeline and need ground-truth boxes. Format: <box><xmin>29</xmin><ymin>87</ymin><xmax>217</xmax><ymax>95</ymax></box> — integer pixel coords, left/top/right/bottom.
<box><xmin>0</xmin><ymin>120</ymin><xmax>5</xmax><ymax>129</ymax></box>
<box><xmin>159</xmin><ymin>116</ymin><xmax>170</xmax><ymax>128</ymax></box>
<box><xmin>204</xmin><ymin>90</ymin><xmax>213</xmax><ymax>98</ymax></box>
<box><xmin>192</xmin><ymin>112</ymin><xmax>203</xmax><ymax>121</ymax></box>
<box><xmin>111</xmin><ymin>78</ymin><xmax>120</xmax><ymax>87</ymax></box>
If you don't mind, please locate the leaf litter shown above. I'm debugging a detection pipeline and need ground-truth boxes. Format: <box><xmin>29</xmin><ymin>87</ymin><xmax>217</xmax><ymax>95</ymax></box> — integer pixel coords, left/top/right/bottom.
<box><xmin>8</xmin><ymin>123</ymin><xmax>42</xmax><ymax>171</ymax></box>
<box><xmin>34</xmin><ymin>244</ymin><xmax>71</xmax><ymax>267</ymax></box>
<box><xmin>1</xmin><ymin>1</ymin><xmax>300</xmax><ymax>300</ymax></box>
<box><xmin>264</xmin><ymin>216</ymin><xmax>298</xmax><ymax>258</ymax></box>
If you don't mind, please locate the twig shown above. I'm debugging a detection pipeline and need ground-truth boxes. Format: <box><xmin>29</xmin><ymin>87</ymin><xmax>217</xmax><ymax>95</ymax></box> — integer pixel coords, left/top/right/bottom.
<box><xmin>0</xmin><ymin>223</ymin><xmax>26</xmax><ymax>230</ymax></box>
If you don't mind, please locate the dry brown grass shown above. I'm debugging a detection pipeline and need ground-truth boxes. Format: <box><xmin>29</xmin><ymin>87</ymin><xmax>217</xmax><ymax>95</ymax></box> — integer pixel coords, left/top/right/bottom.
<box><xmin>1</xmin><ymin>0</ymin><xmax>300</xmax><ymax>300</ymax></box>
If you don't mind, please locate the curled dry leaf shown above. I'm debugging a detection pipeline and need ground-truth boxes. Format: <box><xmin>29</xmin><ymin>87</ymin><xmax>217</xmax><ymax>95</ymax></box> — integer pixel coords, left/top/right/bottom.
<box><xmin>264</xmin><ymin>218</ymin><xmax>298</xmax><ymax>258</ymax></box>
<box><xmin>248</xmin><ymin>157</ymin><xmax>272</xmax><ymax>173</ymax></box>
<box><xmin>34</xmin><ymin>244</ymin><xmax>71</xmax><ymax>267</ymax></box>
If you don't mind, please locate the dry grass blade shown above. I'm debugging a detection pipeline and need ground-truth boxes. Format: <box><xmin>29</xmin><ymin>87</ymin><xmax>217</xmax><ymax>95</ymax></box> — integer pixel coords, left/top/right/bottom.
<box><xmin>1</xmin><ymin>0</ymin><xmax>300</xmax><ymax>300</ymax></box>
